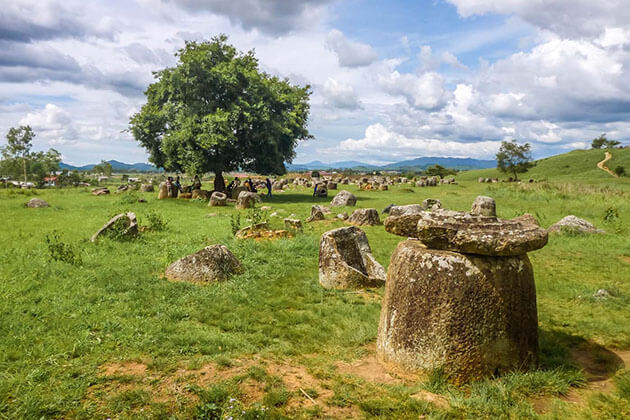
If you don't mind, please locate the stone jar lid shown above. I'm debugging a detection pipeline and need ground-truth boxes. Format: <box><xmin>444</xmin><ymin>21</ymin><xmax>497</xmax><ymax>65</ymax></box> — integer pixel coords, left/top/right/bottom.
<box><xmin>387</xmin><ymin>210</ymin><xmax>548</xmax><ymax>256</ymax></box>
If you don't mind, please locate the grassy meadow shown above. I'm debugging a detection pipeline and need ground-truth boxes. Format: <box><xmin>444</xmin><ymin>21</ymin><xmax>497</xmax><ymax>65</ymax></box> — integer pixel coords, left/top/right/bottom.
<box><xmin>1</xmin><ymin>161</ymin><xmax>629</xmax><ymax>419</ymax></box>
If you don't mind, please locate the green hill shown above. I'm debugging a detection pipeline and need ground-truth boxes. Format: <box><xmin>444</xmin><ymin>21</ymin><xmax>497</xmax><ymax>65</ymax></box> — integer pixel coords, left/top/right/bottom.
<box><xmin>458</xmin><ymin>148</ymin><xmax>630</xmax><ymax>183</ymax></box>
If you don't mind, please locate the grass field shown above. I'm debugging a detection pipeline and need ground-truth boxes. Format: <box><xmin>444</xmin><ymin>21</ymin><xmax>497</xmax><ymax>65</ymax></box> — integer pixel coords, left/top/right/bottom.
<box><xmin>1</xmin><ymin>166</ymin><xmax>629</xmax><ymax>419</ymax></box>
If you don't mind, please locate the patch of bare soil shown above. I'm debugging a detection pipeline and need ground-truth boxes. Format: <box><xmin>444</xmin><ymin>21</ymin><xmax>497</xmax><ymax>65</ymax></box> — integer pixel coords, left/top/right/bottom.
<box><xmin>410</xmin><ymin>390</ymin><xmax>449</xmax><ymax>409</ymax></box>
<box><xmin>335</xmin><ymin>344</ymin><xmax>424</xmax><ymax>385</ymax></box>
<box><xmin>532</xmin><ymin>344</ymin><xmax>630</xmax><ymax>414</ymax></box>
<box><xmin>101</xmin><ymin>361</ymin><xmax>148</xmax><ymax>377</ymax></box>
<box><xmin>619</xmin><ymin>255</ymin><xmax>630</xmax><ymax>264</ymax></box>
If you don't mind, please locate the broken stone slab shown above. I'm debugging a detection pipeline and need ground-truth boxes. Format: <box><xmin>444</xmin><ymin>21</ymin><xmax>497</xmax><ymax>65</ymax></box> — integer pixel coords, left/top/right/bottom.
<box><xmin>306</xmin><ymin>205</ymin><xmax>326</xmax><ymax>222</ymax></box>
<box><xmin>209</xmin><ymin>191</ymin><xmax>227</xmax><ymax>207</ymax></box>
<box><xmin>548</xmin><ymin>215</ymin><xmax>605</xmax><ymax>234</ymax></box>
<box><xmin>91</xmin><ymin>212</ymin><xmax>138</xmax><ymax>242</ymax></box>
<box><xmin>414</xmin><ymin>210</ymin><xmax>548</xmax><ymax>256</ymax></box>
<box><xmin>330</xmin><ymin>190</ymin><xmax>357</xmax><ymax>207</ymax></box>
<box><xmin>319</xmin><ymin>226</ymin><xmax>386</xmax><ymax>289</ymax></box>
<box><xmin>26</xmin><ymin>198</ymin><xmax>49</xmax><ymax>208</ymax></box>
<box><xmin>158</xmin><ymin>182</ymin><xmax>168</xmax><ymax>199</ymax></box>
<box><xmin>165</xmin><ymin>245</ymin><xmax>242</xmax><ymax>283</ymax></box>
<box><xmin>421</xmin><ymin>198</ymin><xmax>442</xmax><ymax>211</ymax></box>
<box><xmin>236</xmin><ymin>191</ymin><xmax>262</xmax><ymax>209</ymax></box>
<box><xmin>91</xmin><ymin>187</ymin><xmax>110</xmax><ymax>196</ymax></box>
<box><xmin>284</xmin><ymin>218</ymin><xmax>303</xmax><ymax>232</ymax></box>
<box><xmin>140</xmin><ymin>184</ymin><xmax>154</xmax><ymax>192</ymax></box>
<box><xmin>471</xmin><ymin>196</ymin><xmax>496</xmax><ymax>217</ymax></box>
<box><xmin>235</xmin><ymin>223</ymin><xmax>269</xmax><ymax>239</ymax></box>
<box><xmin>377</xmin><ymin>240</ymin><xmax>538</xmax><ymax>384</ymax></box>
<box><xmin>347</xmin><ymin>208</ymin><xmax>381</xmax><ymax>226</ymax></box>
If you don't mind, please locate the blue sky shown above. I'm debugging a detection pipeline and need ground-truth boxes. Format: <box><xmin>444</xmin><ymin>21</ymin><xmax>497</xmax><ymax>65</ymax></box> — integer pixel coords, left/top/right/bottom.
<box><xmin>0</xmin><ymin>0</ymin><xmax>629</xmax><ymax>165</ymax></box>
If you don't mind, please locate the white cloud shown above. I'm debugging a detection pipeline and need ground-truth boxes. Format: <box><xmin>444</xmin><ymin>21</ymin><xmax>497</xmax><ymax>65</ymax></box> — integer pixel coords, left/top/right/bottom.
<box><xmin>378</xmin><ymin>70</ymin><xmax>452</xmax><ymax>110</ymax></box>
<box><xmin>325</xmin><ymin>29</ymin><xmax>378</xmax><ymax>68</ymax></box>
<box><xmin>321</xmin><ymin>78</ymin><xmax>361</xmax><ymax>110</ymax></box>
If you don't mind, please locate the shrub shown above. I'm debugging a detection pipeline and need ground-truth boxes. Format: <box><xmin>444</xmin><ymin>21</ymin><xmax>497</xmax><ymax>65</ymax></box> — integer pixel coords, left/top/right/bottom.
<box><xmin>145</xmin><ymin>210</ymin><xmax>168</xmax><ymax>231</ymax></box>
<box><xmin>45</xmin><ymin>231</ymin><xmax>82</xmax><ymax>265</ymax></box>
<box><xmin>248</xmin><ymin>204</ymin><xmax>269</xmax><ymax>226</ymax></box>
<box><xmin>230</xmin><ymin>213</ymin><xmax>241</xmax><ymax>236</ymax></box>
<box><xmin>614</xmin><ymin>166</ymin><xmax>625</xmax><ymax>177</ymax></box>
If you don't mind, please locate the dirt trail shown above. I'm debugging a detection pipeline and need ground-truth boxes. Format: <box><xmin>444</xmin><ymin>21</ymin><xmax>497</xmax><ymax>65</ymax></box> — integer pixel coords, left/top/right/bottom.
<box><xmin>597</xmin><ymin>151</ymin><xmax>618</xmax><ymax>177</ymax></box>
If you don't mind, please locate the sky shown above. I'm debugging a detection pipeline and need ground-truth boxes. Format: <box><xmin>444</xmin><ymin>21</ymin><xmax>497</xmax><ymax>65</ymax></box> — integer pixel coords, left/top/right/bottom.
<box><xmin>1</xmin><ymin>0</ymin><xmax>629</xmax><ymax>166</ymax></box>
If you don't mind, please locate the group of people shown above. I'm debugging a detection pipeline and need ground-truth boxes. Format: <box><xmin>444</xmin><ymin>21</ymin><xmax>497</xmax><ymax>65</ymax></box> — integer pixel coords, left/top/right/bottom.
<box><xmin>224</xmin><ymin>176</ymin><xmax>275</xmax><ymax>198</ymax></box>
<box><xmin>164</xmin><ymin>174</ymin><xmax>274</xmax><ymax>198</ymax></box>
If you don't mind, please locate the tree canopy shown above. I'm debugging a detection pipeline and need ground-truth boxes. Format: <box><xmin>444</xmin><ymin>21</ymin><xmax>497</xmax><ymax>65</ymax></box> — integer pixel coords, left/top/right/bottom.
<box><xmin>129</xmin><ymin>35</ymin><xmax>312</xmax><ymax>190</ymax></box>
<box><xmin>496</xmin><ymin>140</ymin><xmax>535</xmax><ymax>180</ymax></box>
<box><xmin>591</xmin><ymin>134</ymin><xmax>620</xmax><ymax>149</ymax></box>
<box><xmin>1</xmin><ymin>125</ymin><xmax>60</xmax><ymax>184</ymax></box>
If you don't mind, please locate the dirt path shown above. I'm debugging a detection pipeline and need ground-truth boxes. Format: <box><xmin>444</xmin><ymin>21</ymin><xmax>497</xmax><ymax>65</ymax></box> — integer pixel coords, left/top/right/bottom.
<box><xmin>597</xmin><ymin>151</ymin><xmax>618</xmax><ymax>177</ymax></box>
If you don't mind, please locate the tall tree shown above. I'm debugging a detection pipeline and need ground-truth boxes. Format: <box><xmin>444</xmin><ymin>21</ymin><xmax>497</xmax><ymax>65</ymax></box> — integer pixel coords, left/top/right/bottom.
<box><xmin>129</xmin><ymin>35</ymin><xmax>312</xmax><ymax>191</ymax></box>
<box><xmin>496</xmin><ymin>140</ymin><xmax>535</xmax><ymax>181</ymax></box>
<box><xmin>2</xmin><ymin>126</ymin><xmax>35</xmax><ymax>182</ymax></box>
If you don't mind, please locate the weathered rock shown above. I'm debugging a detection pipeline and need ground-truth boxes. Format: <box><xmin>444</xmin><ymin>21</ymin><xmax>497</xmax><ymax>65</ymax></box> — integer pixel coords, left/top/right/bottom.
<box><xmin>315</xmin><ymin>186</ymin><xmax>328</xmax><ymax>198</ymax></box>
<box><xmin>382</xmin><ymin>204</ymin><xmax>396</xmax><ymax>214</ymax></box>
<box><xmin>389</xmin><ymin>204</ymin><xmax>424</xmax><ymax>217</ymax></box>
<box><xmin>337</xmin><ymin>213</ymin><xmax>348</xmax><ymax>220</ymax></box>
<box><xmin>158</xmin><ymin>182</ymin><xmax>168</xmax><ymax>199</ymax></box>
<box><xmin>347</xmin><ymin>208</ymin><xmax>381</xmax><ymax>226</ymax></box>
<box><xmin>209</xmin><ymin>191</ymin><xmax>227</xmax><ymax>206</ymax></box>
<box><xmin>26</xmin><ymin>198</ymin><xmax>49</xmax><ymax>208</ymax></box>
<box><xmin>330</xmin><ymin>190</ymin><xmax>357</xmax><ymax>207</ymax></box>
<box><xmin>548</xmin><ymin>215</ymin><xmax>605</xmax><ymax>235</ymax></box>
<box><xmin>178</xmin><ymin>193</ymin><xmax>192</xmax><ymax>199</ymax></box>
<box><xmin>306</xmin><ymin>205</ymin><xmax>326</xmax><ymax>222</ymax></box>
<box><xmin>327</xmin><ymin>182</ymin><xmax>338</xmax><ymax>190</ymax></box>
<box><xmin>116</xmin><ymin>185</ymin><xmax>129</xmax><ymax>192</ymax></box>
<box><xmin>413</xmin><ymin>210</ymin><xmax>548</xmax><ymax>256</ymax></box>
<box><xmin>236</xmin><ymin>191</ymin><xmax>261</xmax><ymax>209</ymax></box>
<box><xmin>165</xmin><ymin>245</ymin><xmax>242</xmax><ymax>283</ymax></box>
<box><xmin>377</xmin><ymin>240</ymin><xmax>538</xmax><ymax>384</ymax></box>
<box><xmin>90</xmin><ymin>212</ymin><xmax>138</xmax><ymax>242</ymax></box>
<box><xmin>384</xmin><ymin>213</ymin><xmax>424</xmax><ymax>237</ymax></box>
<box><xmin>191</xmin><ymin>189</ymin><xmax>211</xmax><ymax>200</ymax></box>
<box><xmin>319</xmin><ymin>226</ymin><xmax>386</xmax><ymax>289</ymax></box>
<box><xmin>91</xmin><ymin>187</ymin><xmax>110</xmax><ymax>196</ymax></box>
<box><xmin>231</xmin><ymin>186</ymin><xmax>248</xmax><ymax>199</ymax></box>
<box><xmin>471</xmin><ymin>196</ymin><xmax>496</xmax><ymax>217</ymax></box>
<box><xmin>421</xmin><ymin>198</ymin><xmax>442</xmax><ymax>211</ymax></box>
<box><xmin>235</xmin><ymin>223</ymin><xmax>269</xmax><ymax>239</ymax></box>
<box><xmin>379</xmin><ymin>185</ymin><xmax>388</xmax><ymax>191</ymax></box>
<box><xmin>284</xmin><ymin>218</ymin><xmax>303</xmax><ymax>232</ymax></box>
<box><xmin>140</xmin><ymin>184</ymin><xmax>154</xmax><ymax>192</ymax></box>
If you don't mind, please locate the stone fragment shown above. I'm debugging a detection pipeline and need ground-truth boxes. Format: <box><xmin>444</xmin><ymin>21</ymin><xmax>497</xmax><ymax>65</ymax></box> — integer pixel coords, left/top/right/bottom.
<box><xmin>347</xmin><ymin>208</ymin><xmax>381</xmax><ymax>226</ymax></box>
<box><xmin>412</xmin><ymin>210</ymin><xmax>548</xmax><ymax>256</ymax></box>
<box><xmin>548</xmin><ymin>215</ymin><xmax>605</xmax><ymax>234</ymax></box>
<box><xmin>337</xmin><ymin>213</ymin><xmax>348</xmax><ymax>220</ymax></box>
<box><xmin>471</xmin><ymin>196</ymin><xmax>496</xmax><ymax>217</ymax></box>
<box><xmin>231</xmin><ymin>186</ymin><xmax>248</xmax><ymax>199</ymax></box>
<box><xmin>140</xmin><ymin>184</ymin><xmax>154</xmax><ymax>192</ymax></box>
<box><xmin>306</xmin><ymin>205</ymin><xmax>326</xmax><ymax>222</ymax></box>
<box><xmin>330</xmin><ymin>190</ymin><xmax>357</xmax><ymax>207</ymax></box>
<box><xmin>165</xmin><ymin>245</ymin><xmax>242</xmax><ymax>283</ymax></box>
<box><xmin>319</xmin><ymin>226</ymin><xmax>386</xmax><ymax>289</ymax></box>
<box><xmin>382</xmin><ymin>204</ymin><xmax>396</xmax><ymax>214</ymax></box>
<box><xmin>235</xmin><ymin>223</ymin><xmax>269</xmax><ymax>239</ymax></box>
<box><xmin>377</xmin><ymin>240</ymin><xmax>538</xmax><ymax>384</ymax></box>
<box><xmin>421</xmin><ymin>198</ymin><xmax>442</xmax><ymax>211</ymax></box>
<box><xmin>389</xmin><ymin>204</ymin><xmax>423</xmax><ymax>217</ymax></box>
<box><xmin>91</xmin><ymin>187</ymin><xmax>110</xmax><ymax>196</ymax></box>
<box><xmin>158</xmin><ymin>182</ymin><xmax>168</xmax><ymax>199</ymax></box>
<box><xmin>284</xmin><ymin>218</ymin><xmax>303</xmax><ymax>232</ymax></box>
<box><xmin>236</xmin><ymin>191</ymin><xmax>261</xmax><ymax>209</ymax></box>
<box><xmin>26</xmin><ymin>198</ymin><xmax>48</xmax><ymax>208</ymax></box>
<box><xmin>91</xmin><ymin>212</ymin><xmax>138</xmax><ymax>242</ymax></box>
<box><xmin>209</xmin><ymin>191</ymin><xmax>227</xmax><ymax>207</ymax></box>
<box><xmin>191</xmin><ymin>189</ymin><xmax>211</xmax><ymax>200</ymax></box>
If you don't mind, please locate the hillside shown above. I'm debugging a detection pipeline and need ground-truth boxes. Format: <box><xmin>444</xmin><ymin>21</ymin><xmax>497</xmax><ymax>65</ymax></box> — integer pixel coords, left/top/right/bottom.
<box><xmin>458</xmin><ymin>148</ymin><xmax>630</xmax><ymax>183</ymax></box>
<box><xmin>60</xmin><ymin>160</ymin><xmax>159</xmax><ymax>172</ymax></box>
<box><xmin>286</xmin><ymin>156</ymin><xmax>495</xmax><ymax>171</ymax></box>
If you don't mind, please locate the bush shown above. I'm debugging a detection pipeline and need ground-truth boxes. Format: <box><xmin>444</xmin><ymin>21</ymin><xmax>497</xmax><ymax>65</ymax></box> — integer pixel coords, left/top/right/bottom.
<box><xmin>230</xmin><ymin>213</ymin><xmax>241</xmax><ymax>236</ymax></box>
<box><xmin>248</xmin><ymin>204</ymin><xmax>269</xmax><ymax>226</ymax></box>
<box><xmin>144</xmin><ymin>210</ymin><xmax>168</xmax><ymax>231</ymax></box>
<box><xmin>45</xmin><ymin>231</ymin><xmax>82</xmax><ymax>265</ymax></box>
<box><xmin>614</xmin><ymin>166</ymin><xmax>625</xmax><ymax>177</ymax></box>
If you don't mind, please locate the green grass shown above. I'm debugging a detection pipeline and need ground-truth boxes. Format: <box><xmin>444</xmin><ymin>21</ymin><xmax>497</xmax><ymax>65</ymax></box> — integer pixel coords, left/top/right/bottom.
<box><xmin>0</xmin><ymin>176</ymin><xmax>629</xmax><ymax>419</ymax></box>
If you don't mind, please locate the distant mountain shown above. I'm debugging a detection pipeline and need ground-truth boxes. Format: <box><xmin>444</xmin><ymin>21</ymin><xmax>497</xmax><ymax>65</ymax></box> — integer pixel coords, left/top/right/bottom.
<box><xmin>286</xmin><ymin>156</ymin><xmax>495</xmax><ymax>171</ymax></box>
<box><xmin>59</xmin><ymin>160</ymin><xmax>160</xmax><ymax>172</ymax></box>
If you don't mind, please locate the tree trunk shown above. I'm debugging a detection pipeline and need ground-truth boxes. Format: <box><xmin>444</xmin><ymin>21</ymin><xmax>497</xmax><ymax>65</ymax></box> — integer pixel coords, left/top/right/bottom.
<box><xmin>214</xmin><ymin>171</ymin><xmax>225</xmax><ymax>192</ymax></box>
<box><xmin>23</xmin><ymin>158</ymin><xmax>27</xmax><ymax>183</ymax></box>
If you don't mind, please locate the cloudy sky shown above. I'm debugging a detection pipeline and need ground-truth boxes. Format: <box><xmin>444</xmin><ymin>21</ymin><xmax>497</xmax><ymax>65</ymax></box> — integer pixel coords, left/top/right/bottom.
<box><xmin>1</xmin><ymin>0</ymin><xmax>629</xmax><ymax>165</ymax></box>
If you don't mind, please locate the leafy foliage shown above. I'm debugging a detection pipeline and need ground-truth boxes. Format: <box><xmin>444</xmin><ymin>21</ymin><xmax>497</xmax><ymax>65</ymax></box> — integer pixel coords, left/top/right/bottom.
<box><xmin>614</xmin><ymin>165</ymin><xmax>626</xmax><ymax>176</ymax></box>
<box><xmin>1</xmin><ymin>125</ymin><xmax>61</xmax><ymax>184</ymax></box>
<box><xmin>425</xmin><ymin>164</ymin><xmax>456</xmax><ymax>178</ymax></box>
<box><xmin>144</xmin><ymin>210</ymin><xmax>168</xmax><ymax>231</ymax></box>
<box><xmin>496</xmin><ymin>139</ymin><xmax>535</xmax><ymax>180</ymax></box>
<box><xmin>230</xmin><ymin>212</ymin><xmax>241</xmax><ymax>236</ymax></box>
<box><xmin>129</xmin><ymin>35</ymin><xmax>312</xmax><ymax>190</ymax></box>
<box><xmin>592</xmin><ymin>133</ymin><xmax>621</xmax><ymax>149</ymax></box>
<box><xmin>45</xmin><ymin>231</ymin><xmax>82</xmax><ymax>265</ymax></box>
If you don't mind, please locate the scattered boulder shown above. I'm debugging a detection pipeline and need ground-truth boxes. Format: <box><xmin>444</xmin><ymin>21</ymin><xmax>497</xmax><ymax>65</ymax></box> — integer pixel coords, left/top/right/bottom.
<box><xmin>231</xmin><ymin>186</ymin><xmax>248</xmax><ymax>200</ymax></box>
<box><xmin>377</xmin><ymin>240</ymin><xmax>538</xmax><ymax>384</ymax></box>
<box><xmin>548</xmin><ymin>215</ymin><xmax>605</xmax><ymax>235</ymax></box>
<box><xmin>140</xmin><ymin>184</ymin><xmax>154</xmax><ymax>192</ymax></box>
<box><xmin>178</xmin><ymin>193</ymin><xmax>192</xmax><ymax>199</ymax></box>
<box><xmin>593</xmin><ymin>289</ymin><xmax>611</xmax><ymax>299</ymax></box>
<box><xmin>284</xmin><ymin>218</ymin><xmax>303</xmax><ymax>232</ymax></box>
<box><xmin>318</xmin><ymin>226</ymin><xmax>386</xmax><ymax>289</ymax></box>
<box><xmin>382</xmin><ymin>204</ymin><xmax>396</xmax><ymax>214</ymax></box>
<box><xmin>337</xmin><ymin>213</ymin><xmax>348</xmax><ymax>220</ymax></box>
<box><xmin>315</xmin><ymin>186</ymin><xmax>328</xmax><ymax>198</ymax></box>
<box><xmin>235</xmin><ymin>223</ymin><xmax>269</xmax><ymax>239</ymax></box>
<box><xmin>384</xmin><ymin>213</ymin><xmax>424</xmax><ymax>237</ymax></box>
<box><xmin>330</xmin><ymin>190</ymin><xmax>357</xmax><ymax>207</ymax></box>
<box><xmin>471</xmin><ymin>196</ymin><xmax>496</xmax><ymax>217</ymax></box>
<box><xmin>379</xmin><ymin>185</ymin><xmax>388</xmax><ymax>191</ymax></box>
<box><xmin>327</xmin><ymin>182</ymin><xmax>338</xmax><ymax>190</ymax></box>
<box><xmin>91</xmin><ymin>187</ymin><xmax>110</xmax><ymax>196</ymax></box>
<box><xmin>306</xmin><ymin>205</ymin><xmax>326</xmax><ymax>222</ymax></box>
<box><xmin>158</xmin><ymin>182</ymin><xmax>168</xmax><ymax>199</ymax></box>
<box><xmin>236</xmin><ymin>191</ymin><xmax>261</xmax><ymax>209</ymax></box>
<box><xmin>421</xmin><ymin>198</ymin><xmax>442</xmax><ymax>211</ymax></box>
<box><xmin>347</xmin><ymin>208</ymin><xmax>381</xmax><ymax>226</ymax></box>
<box><xmin>209</xmin><ymin>191</ymin><xmax>227</xmax><ymax>207</ymax></box>
<box><xmin>116</xmin><ymin>185</ymin><xmax>129</xmax><ymax>192</ymax></box>
<box><xmin>26</xmin><ymin>198</ymin><xmax>49</xmax><ymax>208</ymax></box>
<box><xmin>90</xmin><ymin>212</ymin><xmax>138</xmax><ymax>242</ymax></box>
<box><xmin>191</xmin><ymin>189</ymin><xmax>211</xmax><ymax>200</ymax></box>
<box><xmin>389</xmin><ymin>204</ymin><xmax>424</xmax><ymax>217</ymax></box>
<box><xmin>165</xmin><ymin>245</ymin><xmax>242</xmax><ymax>283</ymax></box>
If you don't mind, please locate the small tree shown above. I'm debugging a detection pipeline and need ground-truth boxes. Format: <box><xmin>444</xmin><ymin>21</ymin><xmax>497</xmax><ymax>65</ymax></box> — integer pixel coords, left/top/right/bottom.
<box><xmin>2</xmin><ymin>126</ymin><xmax>35</xmax><ymax>182</ymax></box>
<box><xmin>496</xmin><ymin>140</ymin><xmax>535</xmax><ymax>181</ymax></box>
<box><xmin>592</xmin><ymin>134</ymin><xmax>621</xmax><ymax>149</ymax></box>
<box><xmin>614</xmin><ymin>166</ymin><xmax>626</xmax><ymax>177</ymax></box>
<box><xmin>425</xmin><ymin>164</ymin><xmax>456</xmax><ymax>178</ymax></box>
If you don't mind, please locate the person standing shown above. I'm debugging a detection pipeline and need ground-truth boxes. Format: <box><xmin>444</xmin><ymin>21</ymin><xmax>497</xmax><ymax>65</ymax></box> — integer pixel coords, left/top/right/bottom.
<box><xmin>192</xmin><ymin>175</ymin><xmax>201</xmax><ymax>190</ymax></box>
<box><xmin>266</xmin><ymin>178</ymin><xmax>272</xmax><ymax>198</ymax></box>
